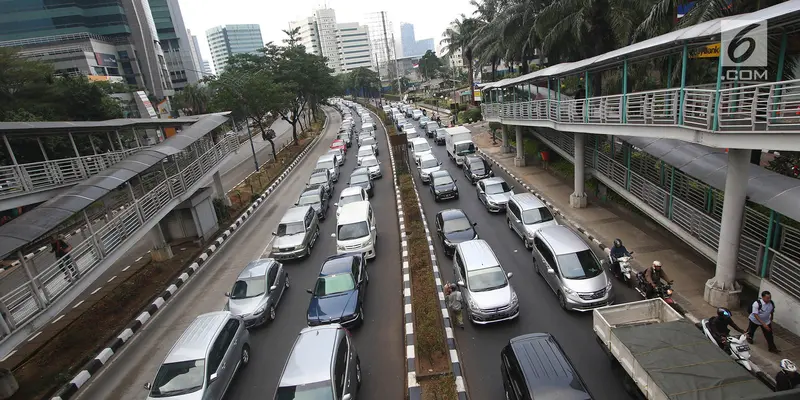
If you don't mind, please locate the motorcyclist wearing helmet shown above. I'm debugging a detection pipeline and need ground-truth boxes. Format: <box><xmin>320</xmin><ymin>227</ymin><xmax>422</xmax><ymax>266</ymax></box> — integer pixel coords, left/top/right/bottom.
<box><xmin>609</xmin><ymin>239</ymin><xmax>631</xmax><ymax>278</ymax></box>
<box><xmin>708</xmin><ymin>308</ymin><xmax>745</xmax><ymax>351</ymax></box>
<box><xmin>776</xmin><ymin>359</ymin><xmax>800</xmax><ymax>391</ymax></box>
<box><xmin>644</xmin><ymin>261</ymin><xmax>673</xmax><ymax>299</ymax></box>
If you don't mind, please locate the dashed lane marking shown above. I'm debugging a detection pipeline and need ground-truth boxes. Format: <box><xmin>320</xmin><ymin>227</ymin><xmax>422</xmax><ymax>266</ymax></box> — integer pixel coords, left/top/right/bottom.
<box><xmin>72</xmin><ymin>300</ymin><xmax>85</xmax><ymax>309</ymax></box>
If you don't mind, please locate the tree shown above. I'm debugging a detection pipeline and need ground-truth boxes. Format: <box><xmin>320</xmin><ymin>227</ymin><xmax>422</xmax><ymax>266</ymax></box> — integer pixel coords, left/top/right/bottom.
<box><xmin>173</xmin><ymin>84</ymin><xmax>211</xmax><ymax>116</ymax></box>
<box><xmin>441</xmin><ymin>16</ymin><xmax>480</xmax><ymax>104</ymax></box>
<box><xmin>418</xmin><ymin>51</ymin><xmax>443</xmax><ymax>81</ymax></box>
<box><xmin>339</xmin><ymin>67</ymin><xmax>380</xmax><ymax>97</ymax></box>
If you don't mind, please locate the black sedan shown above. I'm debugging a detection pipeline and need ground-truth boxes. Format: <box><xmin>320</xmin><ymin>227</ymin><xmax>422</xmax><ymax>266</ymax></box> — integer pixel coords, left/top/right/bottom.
<box><xmin>430</xmin><ymin>170</ymin><xmax>459</xmax><ymax>202</ymax></box>
<box><xmin>297</xmin><ymin>186</ymin><xmax>329</xmax><ymax>221</ymax></box>
<box><xmin>435</xmin><ymin>209</ymin><xmax>478</xmax><ymax>257</ymax></box>
<box><xmin>463</xmin><ymin>155</ymin><xmax>493</xmax><ymax>184</ymax></box>
<box><xmin>306</xmin><ymin>253</ymin><xmax>368</xmax><ymax>328</ymax></box>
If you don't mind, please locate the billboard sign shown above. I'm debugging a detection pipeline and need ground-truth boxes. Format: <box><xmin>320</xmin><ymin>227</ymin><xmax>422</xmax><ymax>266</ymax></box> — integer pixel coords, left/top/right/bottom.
<box><xmin>94</xmin><ymin>53</ymin><xmax>118</xmax><ymax>67</ymax></box>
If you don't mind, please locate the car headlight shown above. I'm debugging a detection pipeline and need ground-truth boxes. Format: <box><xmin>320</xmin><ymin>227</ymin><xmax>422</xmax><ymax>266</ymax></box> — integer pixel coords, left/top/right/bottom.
<box><xmin>510</xmin><ymin>291</ymin><xmax>518</xmax><ymax>306</ymax></box>
<box><xmin>467</xmin><ymin>296</ymin><xmax>478</xmax><ymax>310</ymax></box>
<box><xmin>562</xmin><ymin>286</ymin><xmax>575</xmax><ymax>295</ymax></box>
<box><xmin>253</xmin><ymin>305</ymin><xmax>266</xmax><ymax>315</ymax></box>
<box><xmin>487</xmin><ymin>200</ymin><xmax>497</xmax><ymax>206</ymax></box>
<box><xmin>606</xmin><ymin>280</ymin><xmax>613</xmax><ymax>292</ymax></box>
<box><xmin>338</xmin><ymin>245</ymin><xmax>347</xmax><ymax>251</ymax></box>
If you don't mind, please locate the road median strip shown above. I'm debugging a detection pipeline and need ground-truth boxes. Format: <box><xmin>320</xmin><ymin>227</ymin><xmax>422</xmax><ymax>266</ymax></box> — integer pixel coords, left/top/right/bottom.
<box><xmin>48</xmin><ymin>108</ymin><xmax>333</xmax><ymax>400</ymax></box>
<box><xmin>361</xmin><ymin>100</ymin><xmax>466</xmax><ymax>400</ymax></box>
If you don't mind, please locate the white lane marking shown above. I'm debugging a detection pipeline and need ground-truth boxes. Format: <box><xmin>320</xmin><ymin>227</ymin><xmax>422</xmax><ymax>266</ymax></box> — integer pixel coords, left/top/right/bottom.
<box><xmin>91</xmin><ymin>287</ymin><xmax>103</xmax><ymax>295</ymax></box>
<box><xmin>27</xmin><ymin>332</ymin><xmax>43</xmax><ymax>342</ymax></box>
<box><xmin>107</xmin><ymin>276</ymin><xmax>116</xmax><ymax>283</ymax></box>
<box><xmin>1</xmin><ymin>350</ymin><xmax>17</xmax><ymax>362</ymax></box>
<box><xmin>72</xmin><ymin>300</ymin><xmax>85</xmax><ymax>309</ymax></box>
<box><xmin>52</xmin><ymin>314</ymin><xmax>65</xmax><ymax>324</ymax></box>
<box><xmin>135</xmin><ymin>256</ymin><xmax>143</xmax><ymax>262</ymax></box>
<box><xmin>122</xmin><ymin>265</ymin><xmax>131</xmax><ymax>272</ymax></box>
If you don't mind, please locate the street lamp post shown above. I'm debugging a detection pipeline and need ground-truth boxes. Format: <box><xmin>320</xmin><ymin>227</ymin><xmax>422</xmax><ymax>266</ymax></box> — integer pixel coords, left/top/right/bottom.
<box><xmin>244</xmin><ymin>113</ymin><xmax>259</xmax><ymax>172</ymax></box>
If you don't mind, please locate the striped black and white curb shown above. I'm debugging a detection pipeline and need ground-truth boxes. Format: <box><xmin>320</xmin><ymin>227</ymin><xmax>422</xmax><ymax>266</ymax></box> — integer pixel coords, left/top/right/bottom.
<box><xmin>367</xmin><ymin>104</ymin><xmax>467</xmax><ymax>400</ymax></box>
<box><xmin>50</xmin><ymin>111</ymin><xmax>332</xmax><ymax>400</ymax></box>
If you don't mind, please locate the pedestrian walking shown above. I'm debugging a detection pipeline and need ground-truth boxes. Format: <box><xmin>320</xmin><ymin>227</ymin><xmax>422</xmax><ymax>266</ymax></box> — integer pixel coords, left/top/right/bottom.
<box><xmin>445</xmin><ymin>283</ymin><xmax>464</xmax><ymax>329</ymax></box>
<box><xmin>747</xmin><ymin>290</ymin><xmax>780</xmax><ymax>353</ymax></box>
<box><xmin>50</xmin><ymin>234</ymin><xmax>78</xmax><ymax>282</ymax></box>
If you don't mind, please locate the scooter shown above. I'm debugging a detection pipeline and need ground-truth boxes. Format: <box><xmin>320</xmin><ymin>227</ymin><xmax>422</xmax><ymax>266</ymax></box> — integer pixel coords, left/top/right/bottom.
<box><xmin>608</xmin><ymin>252</ymin><xmax>634</xmax><ymax>287</ymax></box>
<box><xmin>635</xmin><ymin>272</ymin><xmax>678</xmax><ymax>309</ymax></box>
<box><xmin>699</xmin><ymin>319</ymin><xmax>761</xmax><ymax>373</ymax></box>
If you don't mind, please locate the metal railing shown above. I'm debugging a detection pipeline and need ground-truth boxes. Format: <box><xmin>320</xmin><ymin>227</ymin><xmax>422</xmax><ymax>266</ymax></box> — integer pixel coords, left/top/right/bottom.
<box><xmin>0</xmin><ymin>147</ymin><xmax>150</xmax><ymax>199</ymax></box>
<box><xmin>482</xmin><ymin>78</ymin><xmax>800</xmax><ymax>132</ymax></box>
<box><xmin>0</xmin><ymin>135</ymin><xmax>239</xmax><ymax>332</ymax></box>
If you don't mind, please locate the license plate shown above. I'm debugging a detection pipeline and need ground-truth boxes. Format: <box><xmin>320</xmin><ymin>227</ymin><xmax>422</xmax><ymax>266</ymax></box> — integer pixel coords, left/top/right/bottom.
<box><xmin>737</xmin><ymin>345</ymin><xmax>750</xmax><ymax>352</ymax></box>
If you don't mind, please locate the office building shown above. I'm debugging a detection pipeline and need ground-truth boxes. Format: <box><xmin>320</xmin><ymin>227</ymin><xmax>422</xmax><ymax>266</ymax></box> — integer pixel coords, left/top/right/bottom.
<box><xmin>149</xmin><ymin>0</ymin><xmax>200</xmax><ymax>90</ymax></box>
<box><xmin>0</xmin><ymin>0</ymin><xmax>174</xmax><ymax>99</ymax></box>
<box><xmin>202</xmin><ymin>60</ymin><xmax>214</xmax><ymax>77</ymax></box>
<box><xmin>337</xmin><ymin>23</ymin><xmax>372</xmax><ymax>73</ymax></box>
<box><xmin>400</xmin><ymin>23</ymin><xmax>435</xmax><ymax>57</ymax></box>
<box><xmin>416</xmin><ymin>38</ymin><xmax>434</xmax><ymax>55</ymax></box>
<box><xmin>187</xmin><ymin>30</ymin><xmax>204</xmax><ymax>79</ymax></box>
<box><xmin>205</xmin><ymin>24</ymin><xmax>264</xmax><ymax>74</ymax></box>
<box><xmin>291</xmin><ymin>8</ymin><xmax>374</xmax><ymax>75</ymax></box>
<box><xmin>365</xmin><ymin>11</ymin><xmax>396</xmax><ymax>77</ymax></box>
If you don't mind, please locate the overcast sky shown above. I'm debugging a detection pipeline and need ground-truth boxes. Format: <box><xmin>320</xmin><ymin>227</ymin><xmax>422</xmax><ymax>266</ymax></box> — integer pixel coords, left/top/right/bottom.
<box><xmin>178</xmin><ymin>0</ymin><xmax>475</xmax><ymax>64</ymax></box>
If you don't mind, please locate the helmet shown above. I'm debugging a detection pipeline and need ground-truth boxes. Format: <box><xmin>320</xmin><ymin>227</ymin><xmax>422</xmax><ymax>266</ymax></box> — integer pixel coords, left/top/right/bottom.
<box><xmin>780</xmin><ymin>359</ymin><xmax>797</xmax><ymax>373</ymax></box>
<box><xmin>653</xmin><ymin>261</ymin><xmax>662</xmax><ymax>268</ymax></box>
<box><xmin>613</xmin><ymin>239</ymin><xmax>623</xmax><ymax>248</ymax></box>
<box><xmin>717</xmin><ymin>308</ymin><xmax>732</xmax><ymax>321</ymax></box>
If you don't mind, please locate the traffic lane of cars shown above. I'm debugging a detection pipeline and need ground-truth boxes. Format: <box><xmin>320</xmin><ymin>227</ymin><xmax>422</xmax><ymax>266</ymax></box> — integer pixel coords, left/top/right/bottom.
<box><xmin>73</xmin><ymin>110</ymin><xmax>341</xmax><ymax>400</ymax></box>
<box><xmin>408</xmin><ymin>120</ymin><xmax>640</xmax><ymax>400</ymax></box>
<box><xmin>224</xmin><ymin>110</ymin><xmax>404</xmax><ymax>400</ymax></box>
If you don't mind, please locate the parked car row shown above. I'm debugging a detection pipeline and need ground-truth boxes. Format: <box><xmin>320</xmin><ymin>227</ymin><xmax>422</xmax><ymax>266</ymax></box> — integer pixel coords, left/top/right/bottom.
<box><xmin>143</xmin><ymin>99</ymin><xmax>385</xmax><ymax>400</ymax></box>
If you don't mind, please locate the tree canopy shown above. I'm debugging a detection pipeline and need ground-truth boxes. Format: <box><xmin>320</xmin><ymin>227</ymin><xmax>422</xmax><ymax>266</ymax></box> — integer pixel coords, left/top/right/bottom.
<box><xmin>339</xmin><ymin>67</ymin><xmax>380</xmax><ymax>97</ymax></box>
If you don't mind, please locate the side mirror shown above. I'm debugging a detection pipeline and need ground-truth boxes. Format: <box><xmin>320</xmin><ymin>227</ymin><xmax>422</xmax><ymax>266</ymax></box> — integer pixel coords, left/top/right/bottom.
<box><xmin>507</xmin><ymin>272</ymin><xmax>514</xmax><ymax>279</ymax></box>
<box><xmin>510</xmin><ymin>186</ymin><xmax>515</xmax><ymax>191</ymax></box>
<box><xmin>272</xmin><ymin>232</ymin><xmax>277</xmax><ymax>236</ymax></box>
<box><xmin>457</xmin><ymin>280</ymin><xmax>465</xmax><ymax>287</ymax></box>
<box><xmin>209</xmin><ymin>373</ymin><xmax>218</xmax><ymax>383</ymax></box>
<box><xmin>144</xmin><ymin>382</ymin><xmax>152</xmax><ymax>390</ymax></box>
<box><xmin>294</xmin><ymin>202</ymin><xmax>299</xmax><ymax>206</ymax></box>
<box><xmin>343</xmin><ymin>394</ymin><xmax>352</xmax><ymax>400</ymax></box>
<box><xmin>306</xmin><ymin>289</ymin><xmax>313</xmax><ymax>294</ymax></box>
<box><xmin>331</xmin><ymin>233</ymin><xmax>336</xmax><ymax>238</ymax></box>
<box><xmin>371</xmin><ymin>226</ymin><xmax>376</xmax><ymax>231</ymax></box>
<box><xmin>546</xmin><ymin>267</ymin><xmax>555</xmax><ymax>274</ymax></box>
<box><xmin>224</xmin><ymin>292</ymin><xmax>230</xmax><ymax>297</ymax></box>
<box><xmin>334</xmin><ymin>203</ymin><xmax>338</xmax><ymax>207</ymax></box>
<box><xmin>270</xmin><ymin>285</ymin><xmax>277</xmax><ymax>292</ymax></box>
<box><xmin>472</xmin><ymin>222</ymin><xmax>478</xmax><ymax>226</ymax></box>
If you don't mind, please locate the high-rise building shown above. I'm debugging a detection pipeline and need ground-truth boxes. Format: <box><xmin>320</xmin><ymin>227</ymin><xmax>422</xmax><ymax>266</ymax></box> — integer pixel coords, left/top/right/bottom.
<box><xmin>416</xmin><ymin>38</ymin><xmax>434</xmax><ymax>55</ymax></box>
<box><xmin>337</xmin><ymin>23</ymin><xmax>372</xmax><ymax>73</ymax></box>
<box><xmin>313</xmin><ymin>8</ymin><xmax>342</xmax><ymax>73</ymax></box>
<box><xmin>188</xmin><ymin>31</ymin><xmax>204</xmax><ymax>77</ymax></box>
<box><xmin>149</xmin><ymin>0</ymin><xmax>200</xmax><ymax>90</ymax></box>
<box><xmin>291</xmin><ymin>8</ymin><xmax>374</xmax><ymax>75</ymax></box>
<box><xmin>400</xmin><ymin>23</ymin><xmax>416</xmax><ymax>58</ymax></box>
<box><xmin>202</xmin><ymin>60</ymin><xmax>214</xmax><ymax>77</ymax></box>
<box><xmin>365</xmin><ymin>11</ymin><xmax>396</xmax><ymax>78</ymax></box>
<box><xmin>205</xmin><ymin>24</ymin><xmax>264</xmax><ymax>74</ymax></box>
<box><xmin>0</xmin><ymin>0</ymin><xmax>174</xmax><ymax>99</ymax></box>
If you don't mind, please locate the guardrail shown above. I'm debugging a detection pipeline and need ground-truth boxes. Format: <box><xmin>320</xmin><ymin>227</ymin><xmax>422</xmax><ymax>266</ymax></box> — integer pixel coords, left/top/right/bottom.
<box><xmin>0</xmin><ymin>147</ymin><xmax>150</xmax><ymax>199</ymax></box>
<box><xmin>0</xmin><ymin>135</ymin><xmax>239</xmax><ymax>335</ymax></box>
<box><xmin>482</xmin><ymin>79</ymin><xmax>800</xmax><ymax>132</ymax></box>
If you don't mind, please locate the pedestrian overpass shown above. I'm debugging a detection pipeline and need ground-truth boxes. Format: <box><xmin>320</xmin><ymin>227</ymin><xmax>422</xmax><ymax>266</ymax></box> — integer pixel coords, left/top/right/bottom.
<box><xmin>0</xmin><ymin>113</ymin><xmax>240</xmax><ymax>359</ymax></box>
<box><xmin>479</xmin><ymin>2</ymin><xmax>800</xmax><ymax>334</ymax></box>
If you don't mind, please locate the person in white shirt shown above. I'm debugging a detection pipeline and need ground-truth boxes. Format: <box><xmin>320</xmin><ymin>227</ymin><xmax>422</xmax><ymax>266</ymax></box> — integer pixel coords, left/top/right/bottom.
<box><xmin>747</xmin><ymin>290</ymin><xmax>780</xmax><ymax>353</ymax></box>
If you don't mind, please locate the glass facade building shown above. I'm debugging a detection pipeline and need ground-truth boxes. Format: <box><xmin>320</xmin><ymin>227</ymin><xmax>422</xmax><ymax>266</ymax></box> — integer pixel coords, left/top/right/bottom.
<box><xmin>0</xmin><ymin>0</ymin><xmax>132</xmax><ymax>41</ymax></box>
<box><xmin>205</xmin><ymin>24</ymin><xmax>263</xmax><ymax>74</ymax></box>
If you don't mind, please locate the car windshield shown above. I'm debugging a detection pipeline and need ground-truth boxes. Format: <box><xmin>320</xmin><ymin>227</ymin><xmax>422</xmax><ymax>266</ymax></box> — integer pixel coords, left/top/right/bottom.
<box><xmin>316</xmin><ymin>160</ymin><xmax>334</xmax><ymax>169</ymax></box>
<box><xmin>455</xmin><ymin>143</ymin><xmax>475</xmax><ymax>155</ymax></box>
<box><xmin>467</xmin><ymin>266</ymin><xmax>508</xmax><ymax>292</ymax></box>
<box><xmin>443</xmin><ymin>217</ymin><xmax>472</xmax><ymax>233</ymax></box>
<box><xmin>485</xmin><ymin>182</ymin><xmax>511</xmax><ymax>194</ymax></box>
<box><xmin>351</xmin><ymin>174</ymin><xmax>369</xmax><ymax>184</ymax></box>
<box><xmin>337</xmin><ymin>221</ymin><xmax>370</xmax><ymax>241</ymax></box>
<box><xmin>557</xmin><ymin>250</ymin><xmax>604</xmax><ymax>280</ymax></box>
<box><xmin>230</xmin><ymin>277</ymin><xmax>267</xmax><ymax>299</ymax></box>
<box><xmin>339</xmin><ymin>193</ymin><xmax>362</xmax><ymax>206</ymax></box>
<box><xmin>522</xmin><ymin>207</ymin><xmax>555</xmax><ymax>225</ymax></box>
<box><xmin>313</xmin><ymin>273</ymin><xmax>355</xmax><ymax>296</ymax></box>
<box><xmin>362</xmin><ymin>138</ymin><xmax>375</xmax><ymax>145</ymax></box>
<box><xmin>469</xmin><ymin>161</ymin><xmax>484</xmax><ymax>172</ymax></box>
<box><xmin>277</xmin><ymin>221</ymin><xmax>305</xmax><ymax>236</ymax></box>
<box><xmin>414</xmin><ymin>142</ymin><xmax>431</xmax><ymax>152</ymax></box>
<box><xmin>275</xmin><ymin>380</ymin><xmax>334</xmax><ymax>400</ymax></box>
<box><xmin>149</xmin><ymin>359</ymin><xmax>205</xmax><ymax>398</ymax></box>
<box><xmin>298</xmin><ymin>194</ymin><xmax>319</xmax><ymax>206</ymax></box>
<box><xmin>434</xmin><ymin>175</ymin><xmax>454</xmax><ymax>187</ymax></box>
<box><xmin>361</xmin><ymin>158</ymin><xmax>378</xmax><ymax>167</ymax></box>
<box><xmin>309</xmin><ymin>174</ymin><xmax>327</xmax><ymax>185</ymax></box>
<box><xmin>420</xmin><ymin>158</ymin><xmax>438</xmax><ymax>169</ymax></box>
<box><xmin>358</xmin><ymin>149</ymin><xmax>372</xmax><ymax>157</ymax></box>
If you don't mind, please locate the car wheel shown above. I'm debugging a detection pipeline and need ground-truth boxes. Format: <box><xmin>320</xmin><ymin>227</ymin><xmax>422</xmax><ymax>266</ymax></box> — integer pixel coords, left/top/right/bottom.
<box><xmin>269</xmin><ymin>305</ymin><xmax>277</xmax><ymax>321</ymax></box>
<box><xmin>285</xmin><ymin>274</ymin><xmax>290</xmax><ymax>289</ymax></box>
<box><xmin>558</xmin><ymin>292</ymin><xmax>567</xmax><ymax>310</ymax></box>
<box><xmin>241</xmin><ymin>344</ymin><xmax>251</xmax><ymax>367</ymax></box>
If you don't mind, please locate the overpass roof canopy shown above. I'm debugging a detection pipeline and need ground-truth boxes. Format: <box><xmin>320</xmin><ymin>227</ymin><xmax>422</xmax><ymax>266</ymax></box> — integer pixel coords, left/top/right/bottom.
<box><xmin>0</xmin><ymin>116</ymin><xmax>206</xmax><ymax>136</ymax></box>
<box><xmin>0</xmin><ymin>113</ymin><xmax>231</xmax><ymax>259</ymax></box>
<box><xmin>481</xmin><ymin>1</ymin><xmax>800</xmax><ymax>90</ymax></box>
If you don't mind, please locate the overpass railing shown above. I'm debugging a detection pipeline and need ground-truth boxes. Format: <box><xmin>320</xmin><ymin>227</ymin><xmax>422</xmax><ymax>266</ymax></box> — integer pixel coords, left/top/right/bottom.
<box><xmin>0</xmin><ymin>135</ymin><xmax>239</xmax><ymax>333</ymax></box>
<box><xmin>483</xmin><ymin>79</ymin><xmax>800</xmax><ymax>132</ymax></box>
<box><xmin>0</xmin><ymin>147</ymin><xmax>151</xmax><ymax>199</ymax></box>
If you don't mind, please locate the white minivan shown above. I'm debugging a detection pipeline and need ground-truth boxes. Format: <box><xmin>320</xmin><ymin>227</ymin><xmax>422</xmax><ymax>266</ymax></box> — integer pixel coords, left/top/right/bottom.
<box><xmin>333</xmin><ymin>201</ymin><xmax>377</xmax><ymax>260</ymax></box>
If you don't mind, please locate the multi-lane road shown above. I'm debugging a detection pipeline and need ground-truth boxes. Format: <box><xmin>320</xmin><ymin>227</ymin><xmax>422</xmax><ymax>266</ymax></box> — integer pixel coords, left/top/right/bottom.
<box><xmin>74</xmin><ymin>107</ymin><xmax>405</xmax><ymax>400</ymax></box>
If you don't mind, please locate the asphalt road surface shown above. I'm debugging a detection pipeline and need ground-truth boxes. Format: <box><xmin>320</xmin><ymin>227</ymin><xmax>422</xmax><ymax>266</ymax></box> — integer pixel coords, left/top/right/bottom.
<box><xmin>403</xmin><ymin>114</ymin><xmax>643</xmax><ymax>400</ymax></box>
<box><xmin>74</xmin><ymin>107</ymin><xmax>405</xmax><ymax>400</ymax></box>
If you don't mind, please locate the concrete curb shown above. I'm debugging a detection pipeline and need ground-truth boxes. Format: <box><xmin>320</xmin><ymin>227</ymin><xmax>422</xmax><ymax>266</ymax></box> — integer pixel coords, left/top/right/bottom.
<box><xmin>50</xmin><ymin>111</ymin><xmax>331</xmax><ymax>400</ymax></box>
<box><xmin>364</xmin><ymin>102</ymin><xmax>467</xmax><ymax>400</ymax></box>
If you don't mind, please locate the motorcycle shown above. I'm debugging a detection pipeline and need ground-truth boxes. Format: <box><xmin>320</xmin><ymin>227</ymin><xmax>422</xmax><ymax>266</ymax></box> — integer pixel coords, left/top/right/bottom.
<box><xmin>698</xmin><ymin>319</ymin><xmax>761</xmax><ymax>374</ymax></box>
<box><xmin>608</xmin><ymin>252</ymin><xmax>634</xmax><ymax>287</ymax></box>
<box><xmin>635</xmin><ymin>272</ymin><xmax>678</xmax><ymax>309</ymax></box>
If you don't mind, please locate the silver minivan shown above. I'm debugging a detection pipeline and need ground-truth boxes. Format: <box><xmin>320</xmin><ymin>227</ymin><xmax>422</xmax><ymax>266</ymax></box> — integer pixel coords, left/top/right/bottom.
<box><xmin>531</xmin><ymin>225</ymin><xmax>614</xmax><ymax>311</ymax></box>
<box><xmin>506</xmin><ymin>193</ymin><xmax>558</xmax><ymax>249</ymax></box>
<box><xmin>145</xmin><ymin>311</ymin><xmax>250</xmax><ymax>400</ymax></box>
<box><xmin>453</xmin><ymin>240</ymin><xmax>519</xmax><ymax>324</ymax></box>
<box><xmin>225</xmin><ymin>258</ymin><xmax>290</xmax><ymax>327</ymax></box>
<box><xmin>270</xmin><ymin>206</ymin><xmax>320</xmax><ymax>260</ymax></box>
<box><xmin>274</xmin><ymin>324</ymin><xmax>361</xmax><ymax>399</ymax></box>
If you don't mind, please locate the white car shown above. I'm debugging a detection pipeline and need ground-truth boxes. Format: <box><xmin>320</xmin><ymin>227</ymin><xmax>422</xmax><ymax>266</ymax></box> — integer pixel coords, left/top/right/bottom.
<box><xmin>417</xmin><ymin>154</ymin><xmax>442</xmax><ymax>184</ymax></box>
<box><xmin>358</xmin><ymin>155</ymin><xmax>382</xmax><ymax>179</ymax></box>
<box><xmin>335</xmin><ymin>186</ymin><xmax>369</xmax><ymax>219</ymax></box>
<box><xmin>327</xmin><ymin>148</ymin><xmax>345</xmax><ymax>166</ymax></box>
<box><xmin>356</xmin><ymin>145</ymin><xmax>376</xmax><ymax>163</ymax></box>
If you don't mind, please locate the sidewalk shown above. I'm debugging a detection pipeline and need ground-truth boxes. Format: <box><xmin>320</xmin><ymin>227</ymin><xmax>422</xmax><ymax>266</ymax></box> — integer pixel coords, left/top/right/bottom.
<box><xmin>468</xmin><ymin>124</ymin><xmax>800</xmax><ymax>384</ymax></box>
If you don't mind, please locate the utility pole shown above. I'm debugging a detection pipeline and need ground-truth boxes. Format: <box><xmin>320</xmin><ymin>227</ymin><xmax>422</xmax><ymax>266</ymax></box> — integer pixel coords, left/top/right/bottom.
<box><xmin>392</xmin><ymin>32</ymin><xmax>402</xmax><ymax>97</ymax></box>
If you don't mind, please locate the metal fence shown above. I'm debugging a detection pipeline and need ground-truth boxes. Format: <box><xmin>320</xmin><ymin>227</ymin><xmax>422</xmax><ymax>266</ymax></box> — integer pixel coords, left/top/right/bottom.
<box><xmin>482</xmin><ymin>78</ymin><xmax>800</xmax><ymax>132</ymax></box>
<box><xmin>0</xmin><ymin>134</ymin><xmax>239</xmax><ymax>332</ymax></box>
<box><xmin>532</xmin><ymin>129</ymin><xmax>800</xmax><ymax>299</ymax></box>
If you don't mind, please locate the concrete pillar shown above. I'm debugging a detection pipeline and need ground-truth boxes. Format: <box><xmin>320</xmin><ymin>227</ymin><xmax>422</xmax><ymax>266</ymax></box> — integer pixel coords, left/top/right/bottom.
<box><xmin>212</xmin><ymin>171</ymin><xmax>231</xmax><ymax>206</ymax></box>
<box><xmin>570</xmin><ymin>133</ymin><xmax>588</xmax><ymax>208</ymax></box>
<box><xmin>501</xmin><ymin>126</ymin><xmax>511</xmax><ymax>154</ymax></box>
<box><xmin>514</xmin><ymin>126</ymin><xmax>526</xmax><ymax>167</ymax></box>
<box><xmin>149</xmin><ymin>223</ymin><xmax>174</xmax><ymax>262</ymax></box>
<box><xmin>704</xmin><ymin>148</ymin><xmax>748</xmax><ymax>307</ymax></box>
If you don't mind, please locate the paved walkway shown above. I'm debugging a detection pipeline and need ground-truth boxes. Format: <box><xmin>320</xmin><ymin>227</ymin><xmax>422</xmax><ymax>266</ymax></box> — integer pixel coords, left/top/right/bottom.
<box><xmin>466</xmin><ymin>123</ymin><xmax>800</xmax><ymax>383</ymax></box>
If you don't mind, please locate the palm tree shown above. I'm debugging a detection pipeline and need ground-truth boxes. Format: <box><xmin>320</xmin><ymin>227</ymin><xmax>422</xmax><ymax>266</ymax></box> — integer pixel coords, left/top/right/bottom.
<box><xmin>441</xmin><ymin>15</ymin><xmax>481</xmax><ymax>104</ymax></box>
<box><xmin>174</xmin><ymin>84</ymin><xmax>211</xmax><ymax>116</ymax></box>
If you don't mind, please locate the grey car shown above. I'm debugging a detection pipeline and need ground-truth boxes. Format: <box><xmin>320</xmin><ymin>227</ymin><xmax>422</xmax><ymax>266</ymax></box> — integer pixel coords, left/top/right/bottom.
<box><xmin>316</xmin><ymin>154</ymin><xmax>340</xmax><ymax>183</ymax></box>
<box><xmin>307</xmin><ymin>168</ymin><xmax>332</xmax><ymax>196</ymax></box>
<box><xmin>348</xmin><ymin>168</ymin><xmax>374</xmax><ymax>197</ymax></box>
<box><xmin>271</xmin><ymin>206</ymin><xmax>320</xmax><ymax>260</ymax></box>
<box><xmin>225</xmin><ymin>259</ymin><xmax>289</xmax><ymax>327</ymax></box>
<box><xmin>453</xmin><ymin>240</ymin><xmax>519</xmax><ymax>324</ymax></box>
<box><xmin>477</xmin><ymin>177</ymin><xmax>514</xmax><ymax>212</ymax></box>
<box><xmin>358</xmin><ymin>155</ymin><xmax>382</xmax><ymax>179</ymax></box>
<box><xmin>297</xmin><ymin>186</ymin><xmax>329</xmax><ymax>221</ymax></box>
<box><xmin>506</xmin><ymin>193</ymin><xmax>558</xmax><ymax>249</ymax></box>
<box><xmin>417</xmin><ymin>154</ymin><xmax>441</xmax><ymax>184</ymax></box>
<box><xmin>360</xmin><ymin>136</ymin><xmax>379</xmax><ymax>156</ymax></box>
<box><xmin>145</xmin><ymin>311</ymin><xmax>250</xmax><ymax>400</ymax></box>
<box><xmin>274</xmin><ymin>324</ymin><xmax>361</xmax><ymax>400</ymax></box>
<box><xmin>425</xmin><ymin>122</ymin><xmax>440</xmax><ymax>138</ymax></box>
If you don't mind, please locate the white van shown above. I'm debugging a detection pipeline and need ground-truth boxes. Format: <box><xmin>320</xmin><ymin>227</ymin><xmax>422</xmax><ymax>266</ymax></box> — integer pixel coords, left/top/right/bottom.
<box><xmin>410</xmin><ymin>137</ymin><xmax>432</xmax><ymax>165</ymax></box>
<box><xmin>333</xmin><ymin>201</ymin><xmax>377</xmax><ymax>260</ymax></box>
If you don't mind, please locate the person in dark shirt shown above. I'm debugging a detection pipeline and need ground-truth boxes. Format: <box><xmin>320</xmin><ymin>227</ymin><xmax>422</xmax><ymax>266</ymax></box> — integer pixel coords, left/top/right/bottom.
<box><xmin>776</xmin><ymin>359</ymin><xmax>800</xmax><ymax>391</ymax></box>
<box><xmin>50</xmin><ymin>234</ymin><xmax>78</xmax><ymax>281</ymax></box>
<box><xmin>708</xmin><ymin>307</ymin><xmax>745</xmax><ymax>351</ymax></box>
<box><xmin>609</xmin><ymin>238</ymin><xmax>631</xmax><ymax>278</ymax></box>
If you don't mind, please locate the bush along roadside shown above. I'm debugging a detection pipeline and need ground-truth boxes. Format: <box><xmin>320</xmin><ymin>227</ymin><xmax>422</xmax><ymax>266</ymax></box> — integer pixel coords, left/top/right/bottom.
<box><xmin>360</xmin><ymin>100</ymin><xmax>463</xmax><ymax>400</ymax></box>
<box><xmin>47</xmin><ymin>108</ymin><xmax>332</xmax><ymax>400</ymax></box>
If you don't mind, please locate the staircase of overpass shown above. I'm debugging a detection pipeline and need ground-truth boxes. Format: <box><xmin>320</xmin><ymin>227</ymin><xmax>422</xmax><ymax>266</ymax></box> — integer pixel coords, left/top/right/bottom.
<box><xmin>0</xmin><ymin>114</ymin><xmax>241</xmax><ymax>357</ymax></box>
